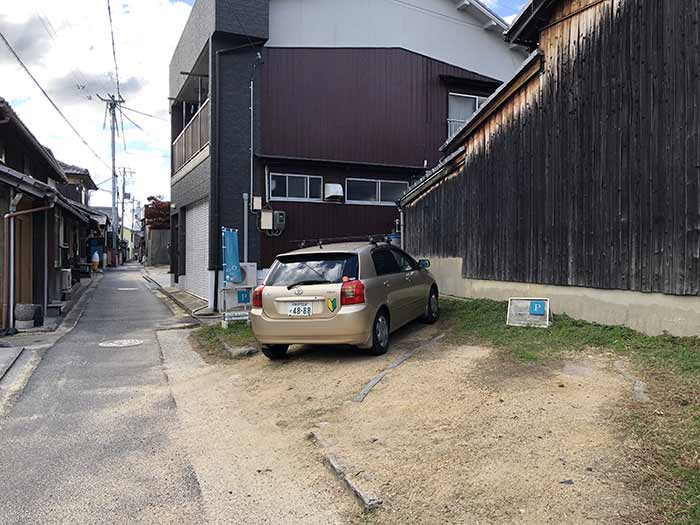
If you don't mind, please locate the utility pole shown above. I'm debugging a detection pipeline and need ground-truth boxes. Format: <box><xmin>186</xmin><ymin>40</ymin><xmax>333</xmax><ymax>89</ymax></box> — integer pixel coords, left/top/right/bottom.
<box><xmin>97</xmin><ymin>93</ymin><xmax>124</xmax><ymax>262</ymax></box>
<box><xmin>120</xmin><ymin>167</ymin><xmax>135</xmax><ymax>262</ymax></box>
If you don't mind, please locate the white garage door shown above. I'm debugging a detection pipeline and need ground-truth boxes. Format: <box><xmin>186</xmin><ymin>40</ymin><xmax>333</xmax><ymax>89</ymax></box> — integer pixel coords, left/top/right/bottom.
<box><xmin>182</xmin><ymin>199</ymin><xmax>209</xmax><ymax>300</ymax></box>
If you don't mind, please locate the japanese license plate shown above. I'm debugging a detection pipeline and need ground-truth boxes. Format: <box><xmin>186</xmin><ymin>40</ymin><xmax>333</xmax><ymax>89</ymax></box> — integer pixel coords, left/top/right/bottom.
<box><xmin>288</xmin><ymin>302</ymin><xmax>313</xmax><ymax>317</ymax></box>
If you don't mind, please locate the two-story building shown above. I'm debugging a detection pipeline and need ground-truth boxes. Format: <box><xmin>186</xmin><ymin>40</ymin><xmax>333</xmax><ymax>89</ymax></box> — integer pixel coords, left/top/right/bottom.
<box><xmin>0</xmin><ymin>97</ymin><xmax>91</xmax><ymax>330</ymax></box>
<box><xmin>169</xmin><ymin>0</ymin><xmax>527</xmax><ymax>307</ymax></box>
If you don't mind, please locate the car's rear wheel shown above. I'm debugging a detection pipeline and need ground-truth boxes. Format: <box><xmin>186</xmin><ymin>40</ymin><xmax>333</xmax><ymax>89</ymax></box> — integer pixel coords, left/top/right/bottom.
<box><xmin>261</xmin><ymin>344</ymin><xmax>289</xmax><ymax>360</ymax></box>
<box><xmin>422</xmin><ymin>287</ymin><xmax>439</xmax><ymax>324</ymax></box>
<box><xmin>367</xmin><ymin>309</ymin><xmax>390</xmax><ymax>356</ymax></box>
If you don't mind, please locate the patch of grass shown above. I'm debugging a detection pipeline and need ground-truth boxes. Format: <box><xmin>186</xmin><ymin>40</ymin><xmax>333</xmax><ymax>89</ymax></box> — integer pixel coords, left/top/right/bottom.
<box><xmin>441</xmin><ymin>298</ymin><xmax>700</xmax><ymax>377</ymax></box>
<box><xmin>191</xmin><ymin>322</ymin><xmax>255</xmax><ymax>360</ymax></box>
<box><xmin>441</xmin><ymin>297</ymin><xmax>700</xmax><ymax>524</ymax></box>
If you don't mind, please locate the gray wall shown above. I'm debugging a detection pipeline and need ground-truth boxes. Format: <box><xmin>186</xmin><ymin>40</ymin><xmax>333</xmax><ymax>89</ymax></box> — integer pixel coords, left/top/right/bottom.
<box><xmin>169</xmin><ymin>0</ymin><xmax>269</xmax><ymax>99</ymax></box>
<box><xmin>267</xmin><ymin>0</ymin><xmax>526</xmax><ymax>82</ymax></box>
<box><xmin>169</xmin><ymin>0</ymin><xmax>215</xmax><ymax>99</ymax></box>
<box><xmin>146</xmin><ymin>228</ymin><xmax>170</xmax><ymax>266</ymax></box>
<box><xmin>216</xmin><ymin>0</ymin><xmax>269</xmax><ymax>40</ymax></box>
<box><xmin>171</xmin><ymin>156</ymin><xmax>210</xmax><ymax>210</ymax></box>
<box><xmin>207</xmin><ymin>29</ymin><xmax>266</xmax><ymax>272</ymax></box>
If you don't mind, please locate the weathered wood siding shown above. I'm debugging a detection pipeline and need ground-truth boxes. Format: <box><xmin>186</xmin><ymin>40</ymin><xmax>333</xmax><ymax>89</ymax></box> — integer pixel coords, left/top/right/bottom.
<box><xmin>406</xmin><ymin>0</ymin><xmax>700</xmax><ymax>296</ymax></box>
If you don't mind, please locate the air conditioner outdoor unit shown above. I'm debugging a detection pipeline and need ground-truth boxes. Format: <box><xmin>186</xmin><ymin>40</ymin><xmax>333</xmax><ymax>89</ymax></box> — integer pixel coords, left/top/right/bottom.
<box><xmin>60</xmin><ymin>269</ymin><xmax>72</xmax><ymax>291</ymax></box>
<box><xmin>324</xmin><ymin>183</ymin><xmax>344</xmax><ymax>202</ymax></box>
<box><xmin>225</xmin><ymin>263</ymin><xmax>258</xmax><ymax>288</ymax></box>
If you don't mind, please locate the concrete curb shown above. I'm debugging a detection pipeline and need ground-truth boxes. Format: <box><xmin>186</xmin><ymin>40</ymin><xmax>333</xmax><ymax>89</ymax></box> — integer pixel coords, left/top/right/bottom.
<box><xmin>0</xmin><ymin>347</ymin><xmax>24</xmax><ymax>384</ymax></box>
<box><xmin>142</xmin><ymin>274</ymin><xmax>197</xmax><ymax>316</ymax></box>
<box><xmin>353</xmin><ymin>333</ymin><xmax>446</xmax><ymax>402</ymax></box>
<box><xmin>222</xmin><ymin>343</ymin><xmax>258</xmax><ymax>359</ymax></box>
<box><xmin>307</xmin><ymin>430</ymin><xmax>383</xmax><ymax>512</ymax></box>
<box><xmin>143</xmin><ymin>274</ymin><xmax>203</xmax><ymax>328</ymax></box>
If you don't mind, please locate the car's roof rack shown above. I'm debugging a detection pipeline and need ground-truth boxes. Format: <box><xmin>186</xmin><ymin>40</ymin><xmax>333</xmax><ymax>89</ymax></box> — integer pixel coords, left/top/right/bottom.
<box><xmin>291</xmin><ymin>233</ymin><xmax>396</xmax><ymax>249</ymax></box>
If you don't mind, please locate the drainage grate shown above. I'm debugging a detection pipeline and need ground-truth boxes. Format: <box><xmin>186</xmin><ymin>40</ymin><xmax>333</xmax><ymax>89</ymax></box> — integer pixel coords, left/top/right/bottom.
<box><xmin>99</xmin><ymin>339</ymin><xmax>144</xmax><ymax>348</ymax></box>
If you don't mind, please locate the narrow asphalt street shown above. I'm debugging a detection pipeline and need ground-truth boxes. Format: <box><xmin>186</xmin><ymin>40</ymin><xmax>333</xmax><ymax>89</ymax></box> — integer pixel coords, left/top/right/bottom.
<box><xmin>0</xmin><ymin>265</ymin><xmax>205</xmax><ymax>524</ymax></box>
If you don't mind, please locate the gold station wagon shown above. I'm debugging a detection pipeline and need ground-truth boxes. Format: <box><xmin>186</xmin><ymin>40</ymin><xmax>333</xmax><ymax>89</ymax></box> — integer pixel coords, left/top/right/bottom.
<box><xmin>250</xmin><ymin>241</ymin><xmax>439</xmax><ymax>359</ymax></box>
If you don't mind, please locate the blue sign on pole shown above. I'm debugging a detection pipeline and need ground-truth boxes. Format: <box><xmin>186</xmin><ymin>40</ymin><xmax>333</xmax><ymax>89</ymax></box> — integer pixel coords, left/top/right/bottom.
<box><xmin>529</xmin><ymin>300</ymin><xmax>546</xmax><ymax>316</ymax></box>
<box><xmin>222</xmin><ymin>228</ymin><xmax>242</xmax><ymax>285</ymax></box>
<box><xmin>237</xmin><ymin>289</ymin><xmax>251</xmax><ymax>305</ymax></box>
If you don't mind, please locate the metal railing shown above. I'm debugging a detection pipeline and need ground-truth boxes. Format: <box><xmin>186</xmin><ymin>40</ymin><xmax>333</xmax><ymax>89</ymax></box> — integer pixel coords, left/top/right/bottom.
<box><xmin>447</xmin><ymin>119</ymin><xmax>466</xmax><ymax>140</ymax></box>
<box><xmin>172</xmin><ymin>99</ymin><xmax>210</xmax><ymax>174</ymax></box>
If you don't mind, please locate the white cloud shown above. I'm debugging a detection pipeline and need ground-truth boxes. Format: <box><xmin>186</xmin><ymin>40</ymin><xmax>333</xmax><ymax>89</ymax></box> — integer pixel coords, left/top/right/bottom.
<box><xmin>0</xmin><ymin>0</ymin><xmax>192</xmax><ymax>212</ymax></box>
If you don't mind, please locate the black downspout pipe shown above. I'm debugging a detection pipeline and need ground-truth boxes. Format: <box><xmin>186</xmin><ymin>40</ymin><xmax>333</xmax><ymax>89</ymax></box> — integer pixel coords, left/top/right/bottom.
<box><xmin>212</xmin><ymin>41</ymin><xmax>260</xmax><ymax>311</ymax></box>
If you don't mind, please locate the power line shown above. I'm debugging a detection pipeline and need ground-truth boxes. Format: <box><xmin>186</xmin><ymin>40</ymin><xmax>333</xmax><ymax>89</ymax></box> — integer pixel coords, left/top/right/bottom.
<box><xmin>33</xmin><ymin>10</ymin><xmax>108</xmax><ymax>101</ymax></box>
<box><xmin>106</xmin><ymin>0</ymin><xmax>122</xmax><ymax>100</ymax></box>
<box><xmin>120</xmin><ymin>105</ymin><xmax>167</xmax><ymax>121</ymax></box>
<box><xmin>0</xmin><ymin>30</ymin><xmax>112</xmax><ymax>171</ymax></box>
<box><xmin>119</xmin><ymin>111</ymin><xmax>144</xmax><ymax>132</ymax></box>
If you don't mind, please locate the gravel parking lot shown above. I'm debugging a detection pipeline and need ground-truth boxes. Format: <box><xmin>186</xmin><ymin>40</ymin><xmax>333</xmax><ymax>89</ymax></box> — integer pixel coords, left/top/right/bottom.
<box><xmin>159</xmin><ymin>317</ymin><xmax>645</xmax><ymax>524</ymax></box>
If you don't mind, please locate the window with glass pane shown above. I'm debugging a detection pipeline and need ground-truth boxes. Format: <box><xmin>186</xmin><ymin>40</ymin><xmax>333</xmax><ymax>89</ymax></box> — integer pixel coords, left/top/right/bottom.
<box><xmin>448</xmin><ymin>93</ymin><xmax>478</xmax><ymax>139</ymax></box>
<box><xmin>380</xmin><ymin>181</ymin><xmax>408</xmax><ymax>203</ymax></box>
<box><xmin>347</xmin><ymin>179</ymin><xmax>378</xmax><ymax>202</ymax></box>
<box><xmin>287</xmin><ymin>175</ymin><xmax>306</xmax><ymax>198</ymax></box>
<box><xmin>309</xmin><ymin>177</ymin><xmax>322</xmax><ymax>199</ymax></box>
<box><xmin>269</xmin><ymin>173</ymin><xmax>323</xmax><ymax>201</ymax></box>
<box><xmin>270</xmin><ymin>175</ymin><xmax>286</xmax><ymax>198</ymax></box>
<box><xmin>372</xmin><ymin>248</ymin><xmax>401</xmax><ymax>276</ymax></box>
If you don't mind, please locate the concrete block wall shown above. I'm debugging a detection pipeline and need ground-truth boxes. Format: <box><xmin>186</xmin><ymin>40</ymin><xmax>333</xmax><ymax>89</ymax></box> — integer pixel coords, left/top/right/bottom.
<box><xmin>426</xmin><ymin>257</ymin><xmax>700</xmax><ymax>337</ymax></box>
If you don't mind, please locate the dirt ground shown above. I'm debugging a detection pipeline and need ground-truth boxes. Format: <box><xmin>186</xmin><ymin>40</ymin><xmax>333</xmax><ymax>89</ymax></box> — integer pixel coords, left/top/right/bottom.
<box><xmin>159</xmin><ymin>320</ymin><xmax>647</xmax><ymax>524</ymax></box>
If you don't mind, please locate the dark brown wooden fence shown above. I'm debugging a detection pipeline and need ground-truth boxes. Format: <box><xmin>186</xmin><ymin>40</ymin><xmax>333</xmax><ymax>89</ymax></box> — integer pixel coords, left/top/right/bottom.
<box><xmin>406</xmin><ymin>0</ymin><xmax>700</xmax><ymax>296</ymax></box>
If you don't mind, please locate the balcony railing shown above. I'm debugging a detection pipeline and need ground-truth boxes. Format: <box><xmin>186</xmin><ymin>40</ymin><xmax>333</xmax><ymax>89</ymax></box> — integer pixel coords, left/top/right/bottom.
<box><xmin>172</xmin><ymin>99</ymin><xmax>210</xmax><ymax>174</ymax></box>
<box><xmin>447</xmin><ymin>119</ymin><xmax>466</xmax><ymax>140</ymax></box>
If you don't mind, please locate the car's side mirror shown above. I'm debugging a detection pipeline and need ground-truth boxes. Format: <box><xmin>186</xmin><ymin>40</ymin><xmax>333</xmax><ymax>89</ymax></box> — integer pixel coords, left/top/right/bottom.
<box><xmin>418</xmin><ymin>259</ymin><xmax>431</xmax><ymax>269</ymax></box>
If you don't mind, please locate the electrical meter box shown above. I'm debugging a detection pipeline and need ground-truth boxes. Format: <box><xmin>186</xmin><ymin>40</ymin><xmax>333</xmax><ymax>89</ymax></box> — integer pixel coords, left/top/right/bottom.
<box><xmin>273</xmin><ymin>210</ymin><xmax>286</xmax><ymax>231</ymax></box>
<box><xmin>260</xmin><ymin>209</ymin><xmax>273</xmax><ymax>230</ymax></box>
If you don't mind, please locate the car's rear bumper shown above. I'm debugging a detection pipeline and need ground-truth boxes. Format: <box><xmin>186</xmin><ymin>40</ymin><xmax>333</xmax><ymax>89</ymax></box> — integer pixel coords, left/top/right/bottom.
<box><xmin>250</xmin><ymin>304</ymin><xmax>374</xmax><ymax>348</ymax></box>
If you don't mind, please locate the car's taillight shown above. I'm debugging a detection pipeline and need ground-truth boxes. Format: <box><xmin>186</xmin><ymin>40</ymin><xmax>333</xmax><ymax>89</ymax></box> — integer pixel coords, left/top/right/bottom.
<box><xmin>341</xmin><ymin>280</ymin><xmax>365</xmax><ymax>305</ymax></box>
<box><xmin>252</xmin><ymin>285</ymin><xmax>264</xmax><ymax>308</ymax></box>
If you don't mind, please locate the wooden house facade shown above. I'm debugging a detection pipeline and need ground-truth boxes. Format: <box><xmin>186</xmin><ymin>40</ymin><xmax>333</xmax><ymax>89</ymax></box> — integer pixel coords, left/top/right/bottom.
<box><xmin>400</xmin><ymin>0</ymin><xmax>700</xmax><ymax>336</ymax></box>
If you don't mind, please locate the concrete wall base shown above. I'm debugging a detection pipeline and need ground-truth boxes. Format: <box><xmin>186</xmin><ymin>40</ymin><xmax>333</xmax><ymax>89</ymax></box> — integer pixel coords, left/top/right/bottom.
<box><xmin>426</xmin><ymin>257</ymin><xmax>700</xmax><ymax>337</ymax></box>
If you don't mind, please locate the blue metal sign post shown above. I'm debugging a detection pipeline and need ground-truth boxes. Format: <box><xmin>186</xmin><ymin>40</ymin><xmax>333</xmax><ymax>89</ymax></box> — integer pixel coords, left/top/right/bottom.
<box><xmin>222</xmin><ymin>228</ymin><xmax>242</xmax><ymax>286</ymax></box>
<box><xmin>221</xmin><ymin>228</ymin><xmax>250</xmax><ymax>323</ymax></box>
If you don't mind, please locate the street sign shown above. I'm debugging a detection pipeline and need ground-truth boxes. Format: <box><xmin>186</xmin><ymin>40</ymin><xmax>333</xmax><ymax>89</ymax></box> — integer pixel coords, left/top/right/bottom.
<box><xmin>507</xmin><ymin>298</ymin><xmax>551</xmax><ymax>328</ymax></box>
<box><xmin>237</xmin><ymin>289</ymin><xmax>251</xmax><ymax>305</ymax></box>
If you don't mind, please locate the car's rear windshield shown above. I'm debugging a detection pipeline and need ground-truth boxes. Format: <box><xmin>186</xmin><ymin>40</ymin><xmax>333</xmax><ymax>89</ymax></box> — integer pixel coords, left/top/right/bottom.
<box><xmin>266</xmin><ymin>253</ymin><xmax>359</xmax><ymax>286</ymax></box>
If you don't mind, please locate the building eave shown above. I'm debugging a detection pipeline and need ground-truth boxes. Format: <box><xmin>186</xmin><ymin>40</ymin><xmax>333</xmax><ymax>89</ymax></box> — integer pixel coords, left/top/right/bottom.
<box><xmin>504</xmin><ymin>0</ymin><xmax>558</xmax><ymax>47</ymax></box>
<box><xmin>0</xmin><ymin>98</ymin><xmax>68</xmax><ymax>184</ymax></box>
<box><xmin>401</xmin><ymin>50</ymin><xmax>544</xmax><ymax>207</ymax></box>
<box><xmin>439</xmin><ymin>50</ymin><xmax>543</xmax><ymax>154</ymax></box>
<box><xmin>0</xmin><ymin>163</ymin><xmax>89</xmax><ymax>222</ymax></box>
<box><xmin>456</xmin><ymin>0</ymin><xmax>510</xmax><ymax>32</ymax></box>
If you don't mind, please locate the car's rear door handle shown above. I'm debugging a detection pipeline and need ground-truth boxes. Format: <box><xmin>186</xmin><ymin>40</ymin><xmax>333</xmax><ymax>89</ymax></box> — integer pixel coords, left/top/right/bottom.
<box><xmin>383</xmin><ymin>280</ymin><xmax>390</xmax><ymax>287</ymax></box>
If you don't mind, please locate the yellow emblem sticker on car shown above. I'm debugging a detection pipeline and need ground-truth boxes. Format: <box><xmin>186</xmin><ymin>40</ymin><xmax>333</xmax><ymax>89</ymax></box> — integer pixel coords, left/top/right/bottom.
<box><xmin>327</xmin><ymin>298</ymin><xmax>337</xmax><ymax>313</ymax></box>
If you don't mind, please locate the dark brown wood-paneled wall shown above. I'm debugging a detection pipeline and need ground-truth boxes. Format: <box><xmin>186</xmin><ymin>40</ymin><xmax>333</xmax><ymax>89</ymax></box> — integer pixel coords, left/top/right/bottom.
<box><xmin>258</xmin><ymin>161</ymin><xmax>417</xmax><ymax>266</ymax></box>
<box><xmin>261</xmin><ymin>47</ymin><xmax>499</xmax><ymax>169</ymax></box>
<box><xmin>406</xmin><ymin>0</ymin><xmax>700</xmax><ymax>296</ymax></box>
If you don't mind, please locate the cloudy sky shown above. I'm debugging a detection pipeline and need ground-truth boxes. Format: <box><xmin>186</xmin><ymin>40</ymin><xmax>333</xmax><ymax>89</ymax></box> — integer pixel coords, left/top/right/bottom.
<box><xmin>0</xmin><ymin>0</ymin><xmax>524</xmax><ymax>218</ymax></box>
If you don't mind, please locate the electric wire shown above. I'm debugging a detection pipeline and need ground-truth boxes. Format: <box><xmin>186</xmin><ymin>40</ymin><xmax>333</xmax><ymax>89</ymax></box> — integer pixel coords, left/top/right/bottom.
<box><xmin>120</xmin><ymin>105</ymin><xmax>167</xmax><ymax>121</ymax></box>
<box><xmin>0</xmin><ymin>31</ymin><xmax>112</xmax><ymax>171</ymax></box>
<box><xmin>106</xmin><ymin>0</ymin><xmax>123</xmax><ymax>101</ymax></box>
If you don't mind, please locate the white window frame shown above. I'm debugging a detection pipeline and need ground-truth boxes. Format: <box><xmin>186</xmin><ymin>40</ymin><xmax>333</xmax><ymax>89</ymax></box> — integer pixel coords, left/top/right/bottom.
<box><xmin>345</xmin><ymin>178</ymin><xmax>409</xmax><ymax>206</ymax></box>
<box><xmin>448</xmin><ymin>92</ymin><xmax>487</xmax><ymax>139</ymax></box>
<box><xmin>268</xmin><ymin>173</ymin><xmax>324</xmax><ymax>203</ymax></box>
